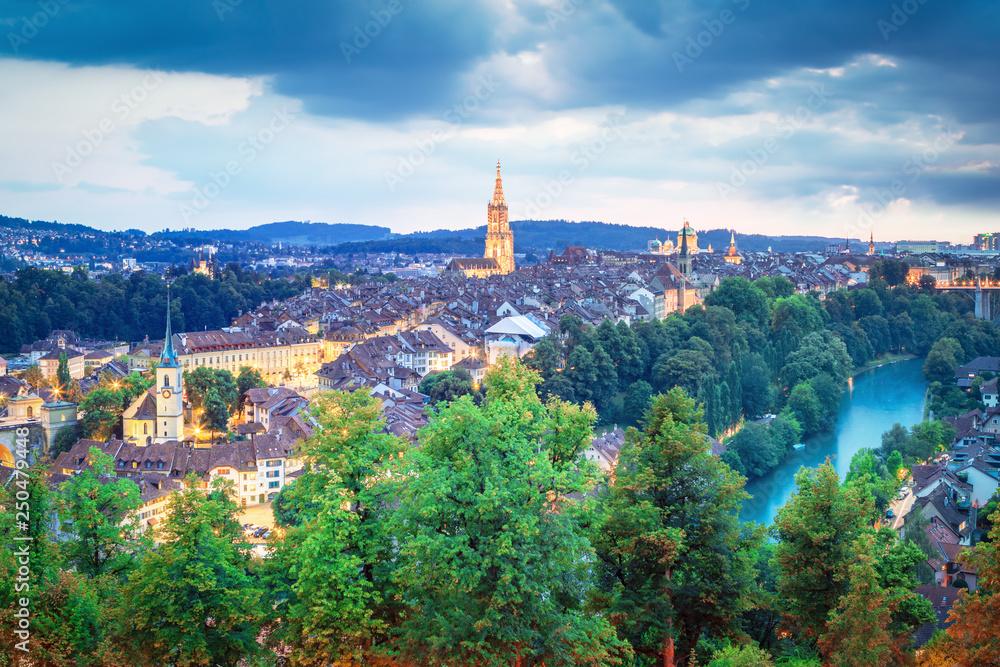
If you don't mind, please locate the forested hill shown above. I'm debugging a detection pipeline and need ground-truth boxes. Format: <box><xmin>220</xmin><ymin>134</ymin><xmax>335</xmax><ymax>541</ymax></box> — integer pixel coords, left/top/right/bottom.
<box><xmin>408</xmin><ymin>220</ymin><xmax>852</xmax><ymax>253</ymax></box>
<box><xmin>2</xmin><ymin>212</ymin><xmax>855</xmax><ymax>253</ymax></box>
<box><xmin>0</xmin><ymin>267</ymin><xmax>307</xmax><ymax>354</ymax></box>
<box><xmin>157</xmin><ymin>221</ymin><xmax>394</xmax><ymax>246</ymax></box>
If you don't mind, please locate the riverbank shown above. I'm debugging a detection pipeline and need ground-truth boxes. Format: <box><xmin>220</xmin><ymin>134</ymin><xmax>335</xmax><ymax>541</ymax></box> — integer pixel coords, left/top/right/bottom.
<box><xmin>852</xmin><ymin>353</ymin><xmax>917</xmax><ymax>378</ymax></box>
<box><xmin>741</xmin><ymin>358</ymin><xmax>928</xmax><ymax>526</ymax></box>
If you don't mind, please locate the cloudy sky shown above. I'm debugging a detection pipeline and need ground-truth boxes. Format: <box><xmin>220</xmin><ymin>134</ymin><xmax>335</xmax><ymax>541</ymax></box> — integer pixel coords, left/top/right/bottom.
<box><xmin>0</xmin><ymin>0</ymin><xmax>997</xmax><ymax>242</ymax></box>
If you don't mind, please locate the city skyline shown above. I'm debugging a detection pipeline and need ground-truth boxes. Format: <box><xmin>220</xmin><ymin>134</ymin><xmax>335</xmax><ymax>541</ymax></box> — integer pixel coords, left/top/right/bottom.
<box><xmin>0</xmin><ymin>2</ymin><xmax>997</xmax><ymax>243</ymax></box>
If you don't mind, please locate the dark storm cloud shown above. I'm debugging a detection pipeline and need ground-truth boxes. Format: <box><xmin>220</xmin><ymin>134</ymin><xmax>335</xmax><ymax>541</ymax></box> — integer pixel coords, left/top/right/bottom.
<box><xmin>3</xmin><ymin>0</ymin><xmax>996</xmax><ymax>124</ymax></box>
<box><xmin>0</xmin><ymin>0</ymin><xmax>498</xmax><ymax>119</ymax></box>
<box><xmin>3</xmin><ymin>0</ymin><xmax>997</xmax><ymax>217</ymax></box>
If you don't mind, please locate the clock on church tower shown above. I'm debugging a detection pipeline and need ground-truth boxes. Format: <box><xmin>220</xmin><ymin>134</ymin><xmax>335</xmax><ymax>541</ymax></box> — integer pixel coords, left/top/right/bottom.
<box><xmin>154</xmin><ymin>286</ymin><xmax>185</xmax><ymax>443</ymax></box>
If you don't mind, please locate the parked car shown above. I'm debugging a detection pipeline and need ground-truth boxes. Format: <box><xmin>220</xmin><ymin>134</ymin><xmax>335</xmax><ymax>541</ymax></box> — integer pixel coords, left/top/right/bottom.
<box><xmin>886</xmin><ymin>508</ymin><xmax>894</xmax><ymax>519</ymax></box>
<box><xmin>262</xmin><ymin>531</ymin><xmax>272</xmax><ymax>540</ymax></box>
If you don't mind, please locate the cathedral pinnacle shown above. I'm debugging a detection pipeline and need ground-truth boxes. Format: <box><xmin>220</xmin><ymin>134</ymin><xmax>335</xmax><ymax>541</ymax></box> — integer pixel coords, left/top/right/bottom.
<box><xmin>492</xmin><ymin>160</ymin><xmax>505</xmax><ymax>206</ymax></box>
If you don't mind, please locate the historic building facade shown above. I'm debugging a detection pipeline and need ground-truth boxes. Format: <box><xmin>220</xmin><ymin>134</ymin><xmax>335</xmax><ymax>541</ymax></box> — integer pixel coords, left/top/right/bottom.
<box><xmin>445</xmin><ymin>162</ymin><xmax>515</xmax><ymax>278</ymax></box>
<box><xmin>124</xmin><ymin>290</ymin><xmax>186</xmax><ymax>444</ymax></box>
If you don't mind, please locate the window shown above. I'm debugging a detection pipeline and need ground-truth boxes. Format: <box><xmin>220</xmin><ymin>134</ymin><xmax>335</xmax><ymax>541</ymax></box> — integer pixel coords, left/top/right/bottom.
<box><xmin>266</xmin><ymin>460</ymin><xmax>282</xmax><ymax>467</ymax></box>
<box><xmin>268</xmin><ymin>481</ymin><xmax>279</xmax><ymax>489</ymax></box>
<box><xmin>157</xmin><ymin>462</ymin><xmax>163</xmax><ymax>470</ymax></box>
<box><xmin>143</xmin><ymin>424</ymin><xmax>147</xmax><ymax>435</ymax></box>
<box><xmin>164</xmin><ymin>375</ymin><xmax>170</xmax><ymax>387</ymax></box>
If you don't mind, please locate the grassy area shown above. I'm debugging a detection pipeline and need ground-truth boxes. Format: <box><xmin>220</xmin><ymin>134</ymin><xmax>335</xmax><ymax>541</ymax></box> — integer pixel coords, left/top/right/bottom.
<box><xmin>852</xmin><ymin>352</ymin><xmax>917</xmax><ymax>377</ymax></box>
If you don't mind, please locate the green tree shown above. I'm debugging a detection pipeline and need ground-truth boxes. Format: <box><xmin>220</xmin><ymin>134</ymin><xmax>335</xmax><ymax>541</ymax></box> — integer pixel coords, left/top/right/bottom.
<box><xmin>769</xmin><ymin>410</ymin><xmax>802</xmax><ymax>454</ymax></box>
<box><xmin>852</xmin><ymin>289</ymin><xmax>884</xmax><ymax>319</ymax></box>
<box><xmin>56</xmin><ymin>351</ymin><xmax>72</xmax><ymax>389</ymax></box>
<box><xmin>592</xmin><ymin>388</ymin><xmax>764</xmax><ymax>667</ymax></box>
<box><xmin>817</xmin><ymin>534</ymin><xmax>894</xmax><ymax>667</ymax></box>
<box><xmin>888</xmin><ymin>312</ymin><xmax>915</xmax><ymax>353</ymax></box>
<box><xmin>727</xmin><ymin>422</ymin><xmax>780</xmax><ymax>478</ymax></box>
<box><xmin>787</xmin><ymin>382</ymin><xmax>822</xmax><ymax>434</ymax></box>
<box><xmin>773</xmin><ymin>463</ymin><xmax>872</xmax><ymax>641</ymax></box>
<box><xmin>0</xmin><ymin>465</ymin><xmax>105</xmax><ymax>664</ymax></box>
<box><xmin>50</xmin><ymin>424</ymin><xmax>81</xmax><ymax>455</ymax></box>
<box><xmin>654</xmin><ymin>348</ymin><xmax>713</xmax><ymax>396</ymax></box>
<box><xmin>623</xmin><ymin>379</ymin><xmax>653</xmax><ymax>426</ymax></box>
<box><xmin>235</xmin><ymin>365</ymin><xmax>265</xmax><ymax>398</ymax></box>
<box><xmin>392</xmin><ymin>356</ymin><xmax>623</xmax><ymax>666</ymax></box>
<box><xmin>741</xmin><ymin>354</ymin><xmax>773</xmax><ymax>419</ymax></box>
<box><xmin>122</xmin><ymin>476</ymin><xmax>264</xmax><ymax>667</ymax></box>
<box><xmin>708</xmin><ymin>644</ymin><xmax>775</xmax><ymax>667</ymax></box>
<box><xmin>780</xmin><ymin>331</ymin><xmax>852</xmax><ymax>388</ymax></box>
<box><xmin>909</xmin><ymin>420</ymin><xmax>957</xmax><ymax>461</ymax></box>
<box><xmin>419</xmin><ymin>368</ymin><xmax>479</xmax><ymax>405</ymax></box>
<box><xmin>880</xmin><ymin>423</ymin><xmax>911</xmax><ymax>461</ymax></box>
<box><xmin>22</xmin><ymin>363</ymin><xmax>44</xmax><ymax>389</ymax></box>
<box><xmin>870</xmin><ymin>259</ymin><xmax>909</xmax><ymax>286</ymax></box>
<box><xmin>266</xmin><ymin>390</ymin><xmax>406</xmax><ymax>665</ymax></box>
<box><xmin>57</xmin><ymin>447</ymin><xmax>150</xmax><ymax>579</ymax></box>
<box><xmin>704</xmin><ymin>277</ymin><xmax>770</xmax><ymax>329</ymax></box>
<box><xmin>771</xmin><ymin>294</ymin><xmax>827</xmax><ymax>340</ymax></box>
<box><xmin>79</xmin><ymin>387</ymin><xmax>125</xmax><ymax>440</ymax></box>
<box><xmin>923</xmin><ymin>337</ymin><xmax>964</xmax><ymax>384</ymax></box>
<box><xmin>565</xmin><ymin>344</ymin><xmax>598</xmax><ymax>404</ymax></box>
<box><xmin>590</xmin><ymin>343</ymin><xmax>619</xmax><ymax>411</ymax></box>
<box><xmin>523</xmin><ymin>334</ymin><xmax>562</xmax><ymax>377</ymax></box>
<box><xmin>185</xmin><ymin>366</ymin><xmax>239</xmax><ymax>415</ymax></box>
<box><xmin>202</xmin><ymin>387</ymin><xmax>230</xmax><ymax>439</ymax></box>
<box><xmin>885</xmin><ymin>450</ymin><xmax>904</xmax><ymax>481</ymax></box>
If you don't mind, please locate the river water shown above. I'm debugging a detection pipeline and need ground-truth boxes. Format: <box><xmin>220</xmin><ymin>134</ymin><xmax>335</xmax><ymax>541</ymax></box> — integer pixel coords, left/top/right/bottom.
<box><xmin>740</xmin><ymin>358</ymin><xmax>927</xmax><ymax>526</ymax></box>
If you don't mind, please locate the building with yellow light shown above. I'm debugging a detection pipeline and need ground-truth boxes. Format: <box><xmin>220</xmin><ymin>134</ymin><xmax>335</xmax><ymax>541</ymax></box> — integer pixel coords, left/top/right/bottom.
<box><xmin>445</xmin><ymin>162</ymin><xmax>516</xmax><ymax>278</ymax></box>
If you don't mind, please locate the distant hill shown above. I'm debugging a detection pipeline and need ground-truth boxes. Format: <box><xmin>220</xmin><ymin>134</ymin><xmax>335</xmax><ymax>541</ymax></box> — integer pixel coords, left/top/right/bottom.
<box><xmin>402</xmin><ymin>220</ymin><xmax>854</xmax><ymax>254</ymax></box>
<box><xmin>0</xmin><ymin>212</ymin><xmax>857</xmax><ymax>255</ymax></box>
<box><xmin>156</xmin><ymin>221</ymin><xmax>393</xmax><ymax>245</ymax></box>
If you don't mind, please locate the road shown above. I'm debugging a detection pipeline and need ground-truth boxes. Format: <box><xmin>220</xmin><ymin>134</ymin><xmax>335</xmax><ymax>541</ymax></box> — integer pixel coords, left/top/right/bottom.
<box><xmin>891</xmin><ymin>490</ymin><xmax>916</xmax><ymax>531</ymax></box>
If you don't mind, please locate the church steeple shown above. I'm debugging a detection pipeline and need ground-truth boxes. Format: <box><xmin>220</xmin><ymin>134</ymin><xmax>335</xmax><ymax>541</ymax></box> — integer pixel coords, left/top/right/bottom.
<box><xmin>161</xmin><ymin>283</ymin><xmax>179</xmax><ymax>368</ymax></box>
<box><xmin>678</xmin><ymin>220</ymin><xmax>691</xmax><ymax>277</ymax></box>
<box><xmin>484</xmin><ymin>161</ymin><xmax>514</xmax><ymax>274</ymax></box>
<box><xmin>492</xmin><ymin>160</ymin><xmax>505</xmax><ymax>206</ymax></box>
<box><xmin>868</xmin><ymin>231</ymin><xmax>876</xmax><ymax>256</ymax></box>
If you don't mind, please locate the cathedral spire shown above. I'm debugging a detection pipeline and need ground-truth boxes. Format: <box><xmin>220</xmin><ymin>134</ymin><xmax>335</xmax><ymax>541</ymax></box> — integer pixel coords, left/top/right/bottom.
<box><xmin>161</xmin><ymin>283</ymin><xmax>179</xmax><ymax>367</ymax></box>
<box><xmin>492</xmin><ymin>160</ymin><xmax>505</xmax><ymax>206</ymax></box>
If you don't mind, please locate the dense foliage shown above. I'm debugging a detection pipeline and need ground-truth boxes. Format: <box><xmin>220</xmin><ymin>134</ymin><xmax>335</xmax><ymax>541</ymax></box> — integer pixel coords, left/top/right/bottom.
<box><xmin>526</xmin><ymin>268</ymin><xmax>987</xmax><ymax>479</ymax></box>
<box><xmin>2</xmin><ymin>355</ymin><xmax>995</xmax><ymax>666</ymax></box>
<box><xmin>0</xmin><ymin>267</ymin><xmax>306</xmax><ymax>354</ymax></box>
<box><xmin>4</xmin><ymin>357</ymin><xmax>978</xmax><ymax>666</ymax></box>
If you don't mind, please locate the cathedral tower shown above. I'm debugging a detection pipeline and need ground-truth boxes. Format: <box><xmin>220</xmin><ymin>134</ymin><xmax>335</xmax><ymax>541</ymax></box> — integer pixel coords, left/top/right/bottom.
<box><xmin>155</xmin><ymin>285</ymin><xmax>185</xmax><ymax>443</ymax></box>
<box><xmin>484</xmin><ymin>161</ymin><xmax>515</xmax><ymax>275</ymax></box>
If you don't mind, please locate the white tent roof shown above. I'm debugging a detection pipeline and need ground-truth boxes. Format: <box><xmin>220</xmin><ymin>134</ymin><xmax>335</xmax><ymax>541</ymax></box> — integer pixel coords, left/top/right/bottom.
<box><xmin>485</xmin><ymin>315</ymin><xmax>548</xmax><ymax>340</ymax></box>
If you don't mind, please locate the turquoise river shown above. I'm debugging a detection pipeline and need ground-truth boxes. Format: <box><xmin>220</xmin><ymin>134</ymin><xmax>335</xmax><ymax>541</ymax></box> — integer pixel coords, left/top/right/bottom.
<box><xmin>740</xmin><ymin>358</ymin><xmax>928</xmax><ymax>526</ymax></box>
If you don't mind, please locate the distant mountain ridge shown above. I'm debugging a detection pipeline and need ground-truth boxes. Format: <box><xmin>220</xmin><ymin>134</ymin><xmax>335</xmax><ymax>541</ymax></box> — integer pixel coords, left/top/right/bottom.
<box><xmin>0</xmin><ymin>214</ymin><xmax>859</xmax><ymax>254</ymax></box>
